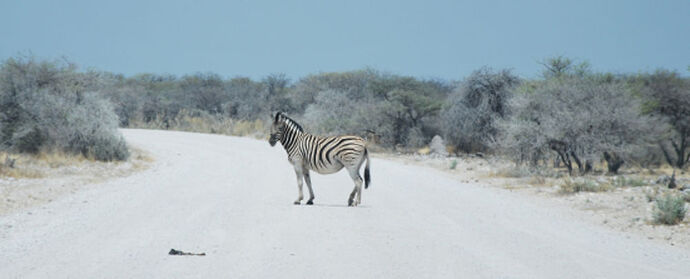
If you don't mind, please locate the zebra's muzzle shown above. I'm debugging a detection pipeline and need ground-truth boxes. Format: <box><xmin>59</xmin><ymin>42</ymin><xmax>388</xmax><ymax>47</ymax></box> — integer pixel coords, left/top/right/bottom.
<box><xmin>269</xmin><ymin>135</ymin><xmax>278</xmax><ymax>146</ymax></box>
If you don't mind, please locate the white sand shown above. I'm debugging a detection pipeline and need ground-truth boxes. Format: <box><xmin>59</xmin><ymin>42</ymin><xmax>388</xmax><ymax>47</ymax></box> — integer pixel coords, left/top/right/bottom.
<box><xmin>1</xmin><ymin>129</ymin><xmax>689</xmax><ymax>278</ymax></box>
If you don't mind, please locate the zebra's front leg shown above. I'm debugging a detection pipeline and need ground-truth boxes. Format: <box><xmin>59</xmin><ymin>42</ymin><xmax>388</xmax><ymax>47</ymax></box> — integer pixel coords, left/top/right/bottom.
<box><xmin>293</xmin><ymin>168</ymin><xmax>305</xmax><ymax>205</ymax></box>
<box><xmin>303</xmin><ymin>169</ymin><xmax>315</xmax><ymax>205</ymax></box>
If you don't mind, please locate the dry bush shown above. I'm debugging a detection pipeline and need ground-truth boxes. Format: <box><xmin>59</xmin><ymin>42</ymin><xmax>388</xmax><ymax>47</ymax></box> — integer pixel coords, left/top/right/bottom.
<box><xmin>644</xmin><ymin>186</ymin><xmax>662</xmax><ymax>202</ymax></box>
<box><xmin>495</xmin><ymin>165</ymin><xmax>563</xmax><ymax>178</ymax></box>
<box><xmin>559</xmin><ymin>177</ymin><xmax>612</xmax><ymax>194</ymax></box>
<box><xmin>302</xmin><ymin>89</ymin><xmax>367</xmax><ymax>136</ymax></box>
<box><xmin>300</xmin><ymin>71</ymin><xmax>449</xmax><ymax>147</ymax></box>
<box><xmin>441</xmin><ymin>68</ymin><xmax>519</xmax><ymax>153</ymax></box>
<box><xmin>0</xmin><ymin>56</ymin><xmax>128</xmax><ymax>161</ymax></box>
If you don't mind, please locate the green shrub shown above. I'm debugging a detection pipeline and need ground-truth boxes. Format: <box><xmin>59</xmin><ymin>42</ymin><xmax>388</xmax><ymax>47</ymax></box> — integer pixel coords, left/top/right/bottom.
<box><xmin>653</xmin><ymin>194</ymin><xmax>687</xmax><ymax>225</ymax></box>
<box><xmin>449</xmin><ymin>159</ymin><xmax>458</xmax><ymax>170</ymax></box>
<box><xmin>611</xmin><ymin>176</ymin><xmax>648</xmax><ymax>187</ymax></box>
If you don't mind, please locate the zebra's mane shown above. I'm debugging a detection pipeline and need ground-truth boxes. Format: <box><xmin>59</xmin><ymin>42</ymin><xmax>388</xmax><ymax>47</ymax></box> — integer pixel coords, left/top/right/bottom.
<box><xmin>277</xmin><ymin>112</ymin><xmax>304</xmax><ymax>132</ymax></box>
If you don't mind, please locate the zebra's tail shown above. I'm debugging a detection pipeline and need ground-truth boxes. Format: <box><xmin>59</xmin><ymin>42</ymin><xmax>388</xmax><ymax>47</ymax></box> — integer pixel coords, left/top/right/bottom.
<box><xmin>364</xmin><ymin>148</ymin><xmax>371</xmax><ymax>189</ymax></box>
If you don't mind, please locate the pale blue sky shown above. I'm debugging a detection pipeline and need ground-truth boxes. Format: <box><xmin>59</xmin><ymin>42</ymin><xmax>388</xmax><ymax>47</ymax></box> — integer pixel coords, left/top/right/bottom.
<box><xmin>1</xmin><ymin>0</ymin><xmax>688</xmax><ymax>80</ymax></box>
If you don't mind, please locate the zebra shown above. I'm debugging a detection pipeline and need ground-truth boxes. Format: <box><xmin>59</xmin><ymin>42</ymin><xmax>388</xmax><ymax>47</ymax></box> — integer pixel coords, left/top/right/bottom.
<box><xmin>268</xmin><ymin>112</ymin><xmax>371</xmax><ymax>206</ymax></box>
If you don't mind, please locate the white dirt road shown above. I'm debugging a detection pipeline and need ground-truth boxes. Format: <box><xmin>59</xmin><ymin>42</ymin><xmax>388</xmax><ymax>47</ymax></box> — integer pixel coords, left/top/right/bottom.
<box><xmin>1</xmin><ymin>129</ymin><xmax>689</xmax><ymax>278</ymax></box>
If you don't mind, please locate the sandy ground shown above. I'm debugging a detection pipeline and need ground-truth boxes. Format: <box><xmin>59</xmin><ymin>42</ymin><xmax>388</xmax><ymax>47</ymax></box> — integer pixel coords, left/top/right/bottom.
<box><xmin>1</xmin><ymin>129</ymin><xmax>690</xmax><ymax>278</ymax></box>
<box><xmin>0</xmin><ymin>148</ymin><xmax>151</xmax><ymax>216</ymax></box>
<box><xmin>384</xmin><ymin>154</ymin><xmax>690</xmax><ymax>250</ymax></box>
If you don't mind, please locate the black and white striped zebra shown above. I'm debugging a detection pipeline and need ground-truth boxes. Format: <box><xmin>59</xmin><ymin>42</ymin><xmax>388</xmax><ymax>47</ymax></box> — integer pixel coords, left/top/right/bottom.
<box><xmin>269</xmin><ymin>112</ymin><xmax>371</xmax><ymax>206</ymax></box>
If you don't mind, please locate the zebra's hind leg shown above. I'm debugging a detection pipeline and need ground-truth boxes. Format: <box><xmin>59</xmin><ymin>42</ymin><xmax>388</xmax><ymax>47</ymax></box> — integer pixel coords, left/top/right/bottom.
<box><xmin>303</xmin><ymin>169</ymin><xmax>315</xmax><ymax>205</ymax></box>
<box><xmin>346</xmin><ymin>167</ymin><xmax>363</xmax><ymax>206</ymax></box>
<box><xmin>293</xmin><ymin>167</ymin><xmax>305</xmax><ymax>205</ymax></box>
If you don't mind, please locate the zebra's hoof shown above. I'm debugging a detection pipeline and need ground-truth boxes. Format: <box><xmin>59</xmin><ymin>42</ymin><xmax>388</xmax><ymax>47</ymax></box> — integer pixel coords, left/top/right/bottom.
<box><xmin>294</xmin><ymin>201</ymin><xmax>301</xmax><ymax>205</ymax></box>
<box><xmin>348</xmin><ymin>200</ymin><xmax>354</xmax><ymax>207</ymax></box>
<box><xmin>306</xmin><ymin>200</ymin><xmax>313</xmax><ymax>205</ymax></box>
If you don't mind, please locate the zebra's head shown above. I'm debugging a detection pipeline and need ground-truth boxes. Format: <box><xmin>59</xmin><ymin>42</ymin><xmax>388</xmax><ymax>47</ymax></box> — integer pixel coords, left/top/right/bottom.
<box><xmin>269</xmin><ymin>112</ymin><xmax>285</xmax><ymax>146</ymax></box>
<box><xmin>269</xmin><ymin>112</ymin><xmax>304</xmax><ymax>147</ymax></box>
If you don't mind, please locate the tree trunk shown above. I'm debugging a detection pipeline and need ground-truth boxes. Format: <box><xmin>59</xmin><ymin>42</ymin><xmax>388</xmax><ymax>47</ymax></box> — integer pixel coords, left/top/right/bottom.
<box><xmin>561</xmin><ymin>153</ymin><xmax>573</xmax><ymax>175</ymax></box>
<box><xmin>676</xmin><ymin>148</ymin><xmax>685</xmax><ymax>168</ymax></box>
<box><xmin>585</xmin><ymin>160</ymin><xmax>593</xmax><ymax>173</ymax></box>
<box><xmin>570</xmin><ymin>151</ymin><xmax>583</xmax><ymax>174</ymax></box>
<box><xmin>549</xmin><ymin>140</ymin><xmax>572</xmax><ymax>175</ymax></box>
<box><xmin>553</xmin><ymin>155</ymin><xmax>561</xmax><ymax>168</ymax></box>
<box><xmin>662</xmin><ymin>137</ymin><xmax>688</xmax><ymax>169</ymax></box>
<box><xmin>676</xmin><ymin>136</ymin><xmax>686</xmax><ymax>168</ymax></box>
<box><xmin>603</xmin><ymin>151</ymin><xmax>624</xmax><ymax>174</ymax></box>
<box><xmin>660</xmin><ymin>142</ymin><xmax>676</xmax><ymax>167</ymax></box>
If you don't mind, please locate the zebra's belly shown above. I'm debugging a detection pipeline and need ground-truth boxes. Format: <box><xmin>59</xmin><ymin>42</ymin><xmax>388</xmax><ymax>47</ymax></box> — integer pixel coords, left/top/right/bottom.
<box><xmin>310</xmin><ymin>163</ymin><xmax>344</xmax><ymax>175</ymax></box>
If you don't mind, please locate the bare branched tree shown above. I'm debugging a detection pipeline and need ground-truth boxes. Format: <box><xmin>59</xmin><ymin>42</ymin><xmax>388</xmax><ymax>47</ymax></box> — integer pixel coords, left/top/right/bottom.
<box><xmin>441</xmin><ymin>67</ymin><xmax>519</xmax><ymax>153</ymax></box>
<box><xmin>498</xmin><ymin>77</ymin><xmax>662</xmax><ymax>174</ymax></box>
<box><xmin>635</xmin><ymin>70</ymin><xmax>690</xmax><ymax>168</ymax></box>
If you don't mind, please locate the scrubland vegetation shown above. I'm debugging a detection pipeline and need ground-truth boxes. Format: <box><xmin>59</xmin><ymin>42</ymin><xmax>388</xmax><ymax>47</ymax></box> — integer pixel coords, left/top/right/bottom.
<box><xmin>2</xmin><ymin>55</ymin><xmax>689</xmax><ymax>174</ymax></box>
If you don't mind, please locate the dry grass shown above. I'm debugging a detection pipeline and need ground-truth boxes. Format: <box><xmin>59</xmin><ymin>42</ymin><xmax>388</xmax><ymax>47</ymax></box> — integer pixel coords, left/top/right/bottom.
<box><xmin>644</xmin><ymin>186</ymin><xmax>663</xmax><ymax>202</ymax></box>
<box><xmin>1</xmin><ymin>147</ymin><xmax>153</xmax><ymax>180</ymax></box>
<box><xmin>557</xmin><ymin>175</ymin><xmax>653</xmax><ymax>194</ymax></box>
<box><xmin>229</xmin><ymin>119</ymin><xmax>266</xmax><ymax>138</ymax></box>
<box><xmin>528</xmin><ymin>176</ymin><xmax>547</xmax><ymax>186</ymax></box>
<box><xmin>559</xmin><ymin>177</ymin><xmax>613</xmax><ymax>194</ymax></box>
<box><xmin>492</xmin><ymin>165</ymin><xmax>564</xmax><ymax>179</ymax></box>
<box><xmin>493</xmin><ymin>166</ymin><xmax>532</xmax><ymax>178</ymax></box>
<box><xmin>1</xmin><ymin>151</ymin><xmax>85</xmax><ymax>179</ymax></box>
<box><xmin>130</xmin><ymin>111</ymin><xmax>267</xmax><ymax>139</ymax></box>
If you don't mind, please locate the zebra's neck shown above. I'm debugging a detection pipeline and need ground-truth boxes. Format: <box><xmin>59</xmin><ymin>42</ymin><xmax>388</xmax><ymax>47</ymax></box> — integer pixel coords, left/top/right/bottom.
<box><xmin>280</xmin><ymin>121</ymin><xmax>305</xmax><ymax>154</ymax></box>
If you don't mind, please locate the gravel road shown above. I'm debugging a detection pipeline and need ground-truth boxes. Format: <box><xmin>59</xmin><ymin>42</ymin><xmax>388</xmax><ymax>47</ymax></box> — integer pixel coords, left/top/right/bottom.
<box><xmin>1</xmin><ymin>129</ymin><xmax>689</xmax><ymax>278</ymax></box>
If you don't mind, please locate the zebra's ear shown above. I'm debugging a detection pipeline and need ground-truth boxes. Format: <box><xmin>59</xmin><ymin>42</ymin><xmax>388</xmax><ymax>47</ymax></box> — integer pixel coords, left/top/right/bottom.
<box><xmin>274</xmin><ymin>111</ymin><xmax>282</xmax><ymax>122</ymax></box>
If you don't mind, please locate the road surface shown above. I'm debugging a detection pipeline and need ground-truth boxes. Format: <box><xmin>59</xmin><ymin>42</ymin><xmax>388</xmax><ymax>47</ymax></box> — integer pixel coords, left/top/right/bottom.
<box><xmin>1</xmin><ymin>129</ymin><xmax>689</xmax><ymax>278</ymax></box>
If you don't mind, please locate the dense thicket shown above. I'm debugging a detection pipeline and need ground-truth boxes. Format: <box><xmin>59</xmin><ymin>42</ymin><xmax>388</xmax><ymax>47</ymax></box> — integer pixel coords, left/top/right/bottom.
<box><xmin>0</xmin><ymin>57</ymin><xmax>129</xmax><ymax>161</ymax></box>
<box><xmin>2</xmin><ymin>55</ymin><xmax>688</xmax><ymax>172</ymax></box>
